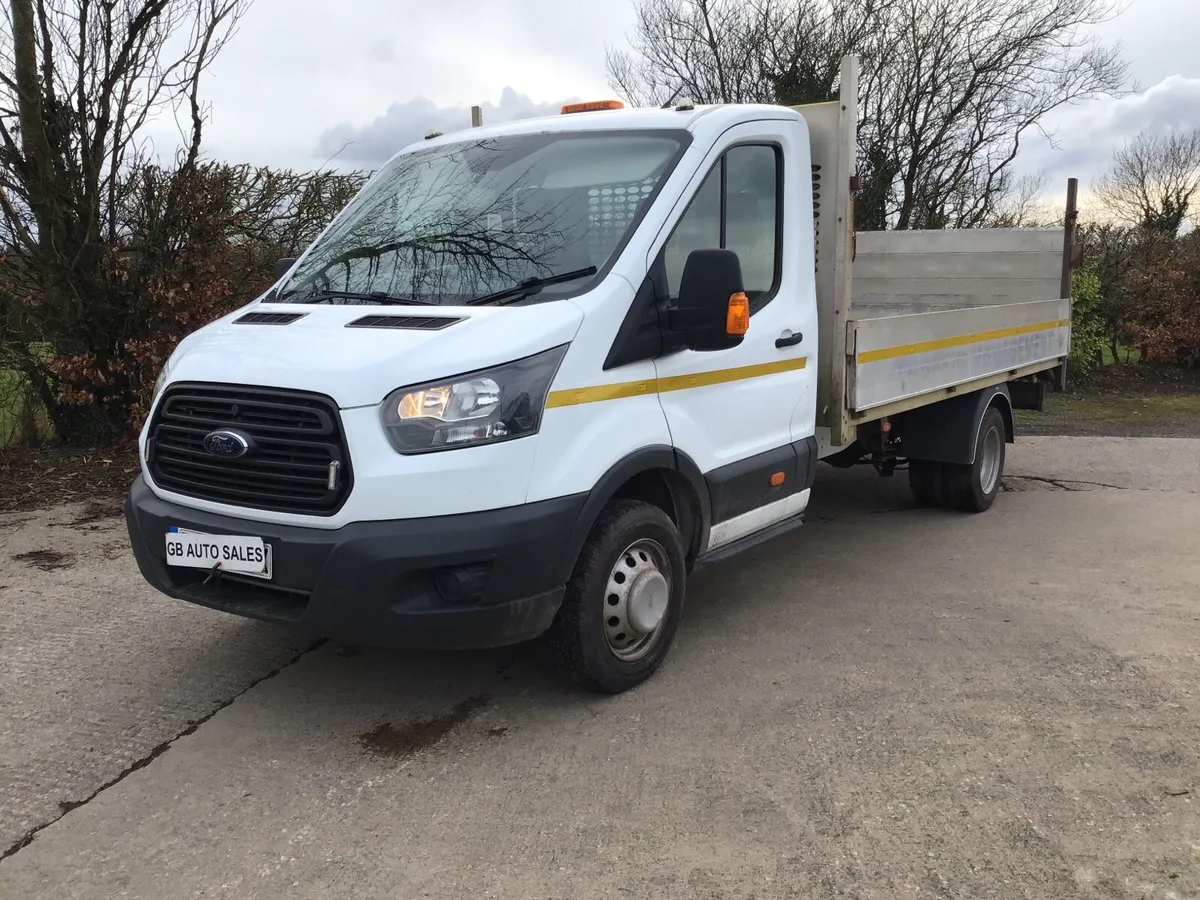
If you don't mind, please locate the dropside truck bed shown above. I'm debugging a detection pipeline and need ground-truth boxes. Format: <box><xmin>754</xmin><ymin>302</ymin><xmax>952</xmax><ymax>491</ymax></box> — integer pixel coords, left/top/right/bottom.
<box><xmin>796</xmin><ymin>58</ymin><xmax>1073</xmax><ymax>451</ymax></box>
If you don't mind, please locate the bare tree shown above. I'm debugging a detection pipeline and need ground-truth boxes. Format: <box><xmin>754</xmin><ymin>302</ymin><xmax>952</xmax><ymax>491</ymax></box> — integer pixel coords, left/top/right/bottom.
<box><xmin>606</xmin><ymin>0</ymin><xmax>1128</xmax><ymax>230</ymax></box>
<box><xmin>606</xmin><ymin>0</ymin><xmax>774</xmax><ymax>107</ymax></box>
<box><xmin>1093</xmin><ymin>129</ymin><xmax>1200</xmax><ymax>235</ymax></box>
<box><xmin>760</xmin><ymin>0</ymin><xmax>888</xmax><ymax>105</ymax></box>
<box><xmin>878</xmin><ymin>0</ymin><xmax>1127</xmax><ymax>230</ymax></box>
<box><xmin>985</xmin><ymin>171</ymin><xmax>1056</xmax><ymax>228</ymax></box>
<box><xmin>120</xmin><ymin>164</ymin><xmax>370</xmax><ymax>257</ymax></box>
<box><xmin>607</xmin><ymin>0</ymin><xmax>881</xmax><ymax>107</ymax></box>
<box><xmin>1</xmin><ymin>0</ymin><xmax>247</xmax><ymax>256</ymax></box>
<box><xmin>0</xmin><ymin>0</ymin><xmax>250</xmax><ymax>442</ymax></box>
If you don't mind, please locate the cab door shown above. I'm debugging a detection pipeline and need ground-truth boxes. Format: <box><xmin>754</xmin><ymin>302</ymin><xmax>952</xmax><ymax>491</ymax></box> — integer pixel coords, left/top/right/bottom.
<box><xmin>650</xmin><ymin>119</ymin><xmax>818</xmax><ymax>552</ymax></box>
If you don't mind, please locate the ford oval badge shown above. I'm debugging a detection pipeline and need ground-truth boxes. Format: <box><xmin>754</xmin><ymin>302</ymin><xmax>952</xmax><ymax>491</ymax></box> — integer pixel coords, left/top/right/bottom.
<box><xmin>203</xmin><ymin>429</ymin><xmax>251</xmax><ymax>459</ymax></box>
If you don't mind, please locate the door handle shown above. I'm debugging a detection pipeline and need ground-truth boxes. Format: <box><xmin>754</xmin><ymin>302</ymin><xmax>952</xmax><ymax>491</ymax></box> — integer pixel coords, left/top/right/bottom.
<box><xmin>775</xmin><ymin>330</ymin><xmax>803</xmax><ymax>349</ymax></box>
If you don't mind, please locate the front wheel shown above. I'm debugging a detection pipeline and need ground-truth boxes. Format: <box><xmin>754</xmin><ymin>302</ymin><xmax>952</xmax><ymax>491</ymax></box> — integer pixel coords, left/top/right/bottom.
<box><xmin>549</xmin><ymin>499</ymin><xmax>686</xmax><ymax>694</ymax></box>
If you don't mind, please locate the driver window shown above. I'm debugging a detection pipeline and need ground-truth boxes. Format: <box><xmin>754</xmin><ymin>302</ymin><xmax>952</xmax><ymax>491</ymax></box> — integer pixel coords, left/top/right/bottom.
<box><xmin>663</xmin><ymin>165</ymin><xmax>720</xmax><ymax>299</ymax></box>
<box><xmin>661</xmin><ymin>144</ymin><xmax>781</xmax><ymax>310</ymax></box>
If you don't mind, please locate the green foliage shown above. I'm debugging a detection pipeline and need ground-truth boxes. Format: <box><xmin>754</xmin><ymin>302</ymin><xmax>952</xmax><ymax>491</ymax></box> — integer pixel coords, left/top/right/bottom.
<box><xmin>0</xmin><ymin>368</ymin><xmax>29</xmax><ymax>448</ymax></box>
<box><xmin>1074</xmin><ymin>223</ymin><xmax>1200</xmax><ymax>370</ymax></box>
<box><xmin>1068</xmin><ymin>263</ymin><xmax>1108</xmax><ymax>373</ymax></box>
<box><xmin>1122</xmin><ymin>230</ymin><xmax>1200</xmax><ymax>367</ymax></box>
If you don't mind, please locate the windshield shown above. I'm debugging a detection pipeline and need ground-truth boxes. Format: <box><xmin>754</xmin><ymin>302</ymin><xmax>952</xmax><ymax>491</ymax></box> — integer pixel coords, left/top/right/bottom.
<box><xmin>276</xmin><ymin>129</ymin><xmax>690</xmax><ymax>306</ymax></box>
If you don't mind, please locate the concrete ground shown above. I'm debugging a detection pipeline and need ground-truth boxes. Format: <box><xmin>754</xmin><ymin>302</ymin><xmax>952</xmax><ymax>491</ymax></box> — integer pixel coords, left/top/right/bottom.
<box><xmin>1</xmin><ymin>436</ymin><xmax>1198</xmax><ymax>899</ymax></box>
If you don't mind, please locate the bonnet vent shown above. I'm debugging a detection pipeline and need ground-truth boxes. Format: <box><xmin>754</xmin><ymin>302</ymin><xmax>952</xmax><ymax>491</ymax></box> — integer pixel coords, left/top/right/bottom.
<box><xmin>234</xmin><ymin>312</ymin><xmax>308</xmax><ymax>325</ymax></box>
<box><xmin>345</xmin><ymin>315</ymin><xmax>463</xmax><ymax>331</ymax></box>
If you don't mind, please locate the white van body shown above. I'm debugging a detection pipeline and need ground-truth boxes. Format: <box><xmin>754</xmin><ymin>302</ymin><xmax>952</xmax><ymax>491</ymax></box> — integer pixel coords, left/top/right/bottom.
<box><xmin>125</xmin><ymin>56</ymin><xmax>1073</xmax><ymax>692</ymax></box>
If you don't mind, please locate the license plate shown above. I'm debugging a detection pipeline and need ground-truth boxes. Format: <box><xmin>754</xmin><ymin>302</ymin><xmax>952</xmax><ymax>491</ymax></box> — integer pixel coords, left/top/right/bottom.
<box><xmin>166</xmin><ymin>527</ymin><xmax>273</xmax><ymax>580</ymax></box>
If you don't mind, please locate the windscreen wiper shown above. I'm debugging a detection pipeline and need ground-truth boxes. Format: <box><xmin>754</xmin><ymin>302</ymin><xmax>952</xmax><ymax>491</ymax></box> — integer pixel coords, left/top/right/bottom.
<box><xmin>285</xmin><ymin>289</ymin><xmax>436</xmax><ymax>306</ymax></box>
<box><xmin>467</xmin><ymin>266</ymin><xmax>598</xmax><ymax>307</ymax></box>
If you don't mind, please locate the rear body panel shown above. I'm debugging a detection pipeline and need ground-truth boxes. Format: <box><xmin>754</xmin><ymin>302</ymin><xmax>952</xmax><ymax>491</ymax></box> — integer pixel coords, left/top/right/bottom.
<box><xmin>848</xmin><ymin>297</ymin><xmax>1071</xmax><ymax>414</ymax></box>
<box><xmin>794</xmin><ymin>57</ymin><xmax>1073</xmax><ymax>446</ymax></box>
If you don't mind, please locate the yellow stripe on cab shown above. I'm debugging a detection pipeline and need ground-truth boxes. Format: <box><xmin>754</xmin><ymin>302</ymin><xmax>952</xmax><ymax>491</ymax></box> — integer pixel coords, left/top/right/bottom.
<box><xmin>546</xmin><ymin>356</ymin><xmax>807</xmax><ymax>409</ymax></box>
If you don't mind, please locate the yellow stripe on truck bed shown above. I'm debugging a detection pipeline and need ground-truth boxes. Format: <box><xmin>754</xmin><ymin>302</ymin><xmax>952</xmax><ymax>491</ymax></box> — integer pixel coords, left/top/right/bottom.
<box><xmin>857</xmin><ymin>319</ymin><xmax>1071</xmax><ymax>364</ymax></box>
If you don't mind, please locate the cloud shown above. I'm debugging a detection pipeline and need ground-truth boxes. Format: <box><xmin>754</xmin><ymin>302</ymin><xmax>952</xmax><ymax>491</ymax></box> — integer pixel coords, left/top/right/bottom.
<box><xmin>141</xmin><ymin>0</ymin><xmax>1197</xmax><ymax>187</ymax></box>
<box><xmin>315</xmin><ymin>87</ymin><xmax>582</xmax><ymax>166</ymax></box>
<box><xmin>136</xmin><ymin>0</ymin><xmax>624</xmax><ymax>171</ymax></box>
<box><xmin>1020</xmin><ymin>75</ymin><xmax>1200</xmax><ymax>192</ymax></box>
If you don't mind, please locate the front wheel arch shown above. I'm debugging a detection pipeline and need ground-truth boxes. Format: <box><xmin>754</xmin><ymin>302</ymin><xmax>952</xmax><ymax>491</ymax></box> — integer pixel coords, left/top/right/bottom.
<box><xmin>557</xmin><ymin>447</ymin><xmax>711</xmax><ymax>585</ymax></box>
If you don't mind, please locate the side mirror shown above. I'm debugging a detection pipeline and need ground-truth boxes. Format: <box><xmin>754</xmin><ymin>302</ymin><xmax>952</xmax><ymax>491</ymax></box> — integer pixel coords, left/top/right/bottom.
<box><xmin>668</xmin><ymin>249</ymin><xmax>750</xmax><ymax>352</ymax></box>
<box><xmin>274</xmin><ymin>257</ymin><xmax>297</xmax><ymax>280</ymax></box>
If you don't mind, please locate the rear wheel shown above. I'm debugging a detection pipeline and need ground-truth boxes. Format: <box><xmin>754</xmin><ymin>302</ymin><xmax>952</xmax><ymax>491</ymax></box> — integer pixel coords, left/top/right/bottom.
<box><xmin>908</xmin><ymin>459</ymin><xmax>946</xmax><ymax>508</ymax></box>
<box><xmin>948</xmin><ymin>405</ymin><xmax>1006</xmax><ymax>512</ymax></box>
<box><xmin>549</xmin><ymin>499</ymin><xmax>686</xmax><ymax>694</ymax></box>
<box><xmin>908</xmin><ymin>405</ymin><xmax>1007</xmax><ymax>513</ymax></box>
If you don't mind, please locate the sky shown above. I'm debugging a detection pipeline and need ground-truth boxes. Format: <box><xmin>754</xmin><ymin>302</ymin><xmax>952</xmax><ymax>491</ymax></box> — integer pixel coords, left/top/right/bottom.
<box><xmin>151</xmin><ymin>0</ymin><xmax>1200</xmax><ymax>216</ymax></box>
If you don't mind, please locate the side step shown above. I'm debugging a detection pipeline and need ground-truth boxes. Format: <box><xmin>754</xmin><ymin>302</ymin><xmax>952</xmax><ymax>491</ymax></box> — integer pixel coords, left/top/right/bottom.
<box><xmin>695</xmin><ymin>514</ymin><xmax>805</xmax><ymax>567</ymax></box>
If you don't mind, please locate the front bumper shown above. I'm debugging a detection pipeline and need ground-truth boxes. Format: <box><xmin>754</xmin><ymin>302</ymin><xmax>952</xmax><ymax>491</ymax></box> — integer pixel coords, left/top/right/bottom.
<box><xmin>124</xmin><ymin>476</ymin><xmax>586</xmax><ymax>649</ymax></box>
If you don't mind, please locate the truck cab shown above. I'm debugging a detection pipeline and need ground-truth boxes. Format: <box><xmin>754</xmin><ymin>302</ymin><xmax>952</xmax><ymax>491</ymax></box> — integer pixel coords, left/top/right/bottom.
<box><xmin>125</xmin><ymin>58</ymin><xmax>1073</xmax><ymax>693</ymax></box>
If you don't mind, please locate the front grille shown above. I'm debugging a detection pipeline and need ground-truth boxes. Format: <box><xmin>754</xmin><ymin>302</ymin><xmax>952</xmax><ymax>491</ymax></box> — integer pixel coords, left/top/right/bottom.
<box><xmin>147</xmin><ymin>383</ymin><xmax>353</xmax><ymax>515</ymax></box>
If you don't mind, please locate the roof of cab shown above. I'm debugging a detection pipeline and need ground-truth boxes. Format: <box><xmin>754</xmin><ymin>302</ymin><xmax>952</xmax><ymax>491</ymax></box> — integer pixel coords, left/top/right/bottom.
<box><xmin>386</xmin><ymin>102</ymin><xmax>802</xmax><ymax>164</ymax></box>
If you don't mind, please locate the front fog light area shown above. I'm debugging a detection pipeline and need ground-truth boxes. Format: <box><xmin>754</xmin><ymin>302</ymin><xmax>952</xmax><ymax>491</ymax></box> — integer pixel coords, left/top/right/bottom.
<box><xmin>381</xmin><ymin>345</ymin><xmax>567</xmax><ymax>454</ymax></box>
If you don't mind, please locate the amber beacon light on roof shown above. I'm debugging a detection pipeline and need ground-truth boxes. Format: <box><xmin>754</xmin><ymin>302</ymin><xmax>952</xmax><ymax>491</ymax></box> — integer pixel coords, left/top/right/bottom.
<box><xmin>560</xmin><ymin>100</ymin><xmax>625</xmax><ymax>114</ymax></box>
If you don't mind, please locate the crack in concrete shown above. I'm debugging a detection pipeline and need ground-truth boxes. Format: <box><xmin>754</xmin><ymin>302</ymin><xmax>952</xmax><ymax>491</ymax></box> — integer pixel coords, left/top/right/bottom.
<box><xmin>1003</xmin><ymin>474</ymin><xmax>1128</xmax><ymax>492</ymax></box>
<box><xmin>0</xmin><ymin>638</ymin><xmax>325</xmax><ymax>864</ymax></box>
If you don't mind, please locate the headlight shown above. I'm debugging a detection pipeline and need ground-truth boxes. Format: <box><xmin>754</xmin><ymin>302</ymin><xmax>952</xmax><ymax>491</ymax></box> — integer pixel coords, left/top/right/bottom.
<box><xmin>380</xmin><ymin>345</ymin><xmax>568</xmax><ymax>454</ymax></box>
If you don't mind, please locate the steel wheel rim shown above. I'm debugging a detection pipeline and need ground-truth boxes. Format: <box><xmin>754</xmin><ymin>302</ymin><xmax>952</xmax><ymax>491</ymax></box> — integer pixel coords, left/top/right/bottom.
<box><xmin>980</xmin><ymin>424</ymin><xmax>1003</xmax><ymax>494</ymax></box>
<box><xmin>602</xmin><ymin>538</ymin><xmax>672</xmax><ymax>662</ymax></box>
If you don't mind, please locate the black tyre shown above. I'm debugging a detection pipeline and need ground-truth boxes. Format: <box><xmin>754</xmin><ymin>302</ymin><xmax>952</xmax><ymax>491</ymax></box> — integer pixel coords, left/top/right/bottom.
<box><xmin>908</xmin><ymin>406</ymin><xmax>1007</xmax><ymax>512</ymax></box>
<box><xmin>549</xmin><ymin>499</ymin><xmax>686</xmax><ymax>694</ymax></box>
<box><xmin>943</xmin><ymin>405</ymin><xmax>1006</xmax><ymax>512</ymax></box>
<box><xmin>908</xmin><ymin>459</ymin><xmax>947</xmax><ymax>508</ymax></box>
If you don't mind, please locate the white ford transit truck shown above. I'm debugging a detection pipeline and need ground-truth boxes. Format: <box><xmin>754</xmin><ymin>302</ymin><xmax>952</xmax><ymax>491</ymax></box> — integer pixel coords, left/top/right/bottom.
<box><xmin>125</xmin><ymin>56</ymin><xmax>1076</xmax><ymax>692</ymax></box>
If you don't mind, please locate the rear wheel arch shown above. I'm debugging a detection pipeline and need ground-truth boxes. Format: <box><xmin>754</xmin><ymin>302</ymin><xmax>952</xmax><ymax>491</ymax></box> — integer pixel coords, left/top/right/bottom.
<box><xmin>900</xmin><ymin>385</ymin><xmax>1013</xmax><ymax>466</ymax></box>
<box><xmin>987</xmin><ymin>390</ymin><xmax>1015</xmax><ymax>444</ymax></box>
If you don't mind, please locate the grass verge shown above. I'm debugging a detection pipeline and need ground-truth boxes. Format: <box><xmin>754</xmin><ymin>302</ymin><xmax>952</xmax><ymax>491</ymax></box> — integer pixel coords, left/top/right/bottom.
<box><xmin>0</xmin><ymin>368</ymin><xmax>53</xmax><ymax>450</ymax></box>
<box><xmin>1016</xmin><ymin>363</ymin><xmax>1200</xmax><ymax>438</ymax></box>
<box><xmin>0</xmin><ymin>368</ymin><xmax>26</xmax><ymax>448</ymax></box>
